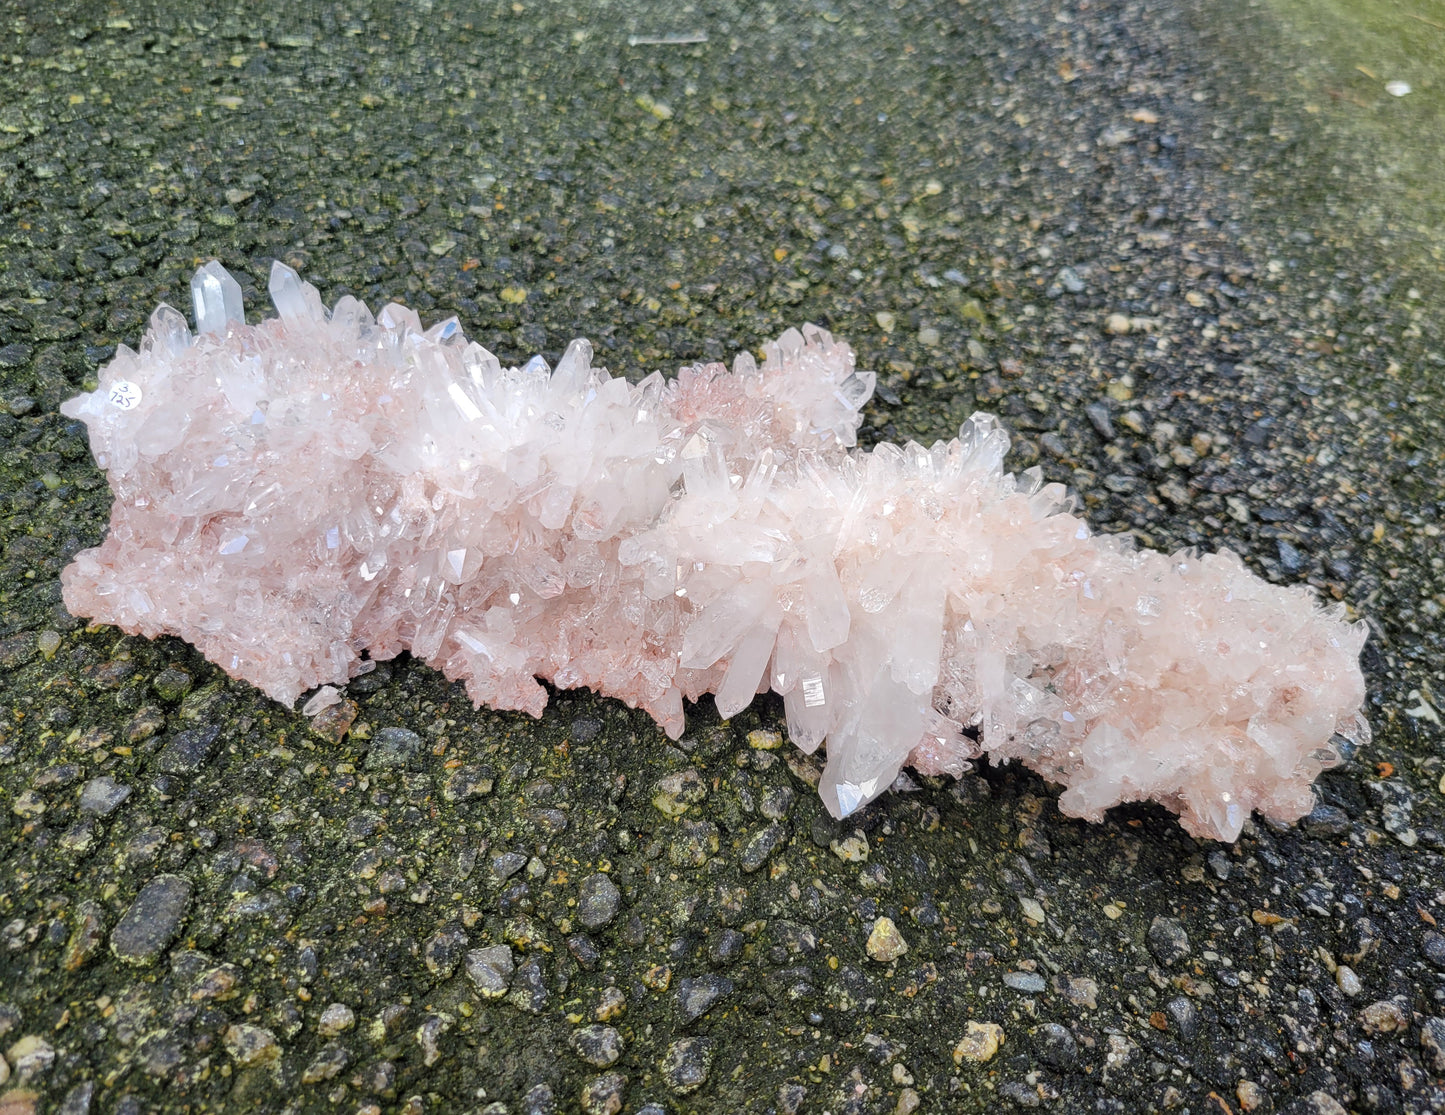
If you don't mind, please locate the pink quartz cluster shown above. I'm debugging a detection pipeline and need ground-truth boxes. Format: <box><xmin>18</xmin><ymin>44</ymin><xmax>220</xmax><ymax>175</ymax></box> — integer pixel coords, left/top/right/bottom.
<box><xmin>61</xmin><ymin>261</ymin><xmax>1371</xmax><ymax>841</ymax></box>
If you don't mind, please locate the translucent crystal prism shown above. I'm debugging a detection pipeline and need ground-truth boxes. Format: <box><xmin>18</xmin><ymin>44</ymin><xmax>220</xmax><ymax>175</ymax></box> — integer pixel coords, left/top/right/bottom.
<box><xmin>190</xmin><ymin>261</ymin><xmax>245</xmax><ymax>335</ymax></box>
<box><xmin>268</xmin><ymin>261</ymin><xmax>327</xmax><ymax>325</ymax></box>
<box><xmin>143</xmin><ymin>304</ymin><xmax>192</xmax><ymax>359</ymax></box>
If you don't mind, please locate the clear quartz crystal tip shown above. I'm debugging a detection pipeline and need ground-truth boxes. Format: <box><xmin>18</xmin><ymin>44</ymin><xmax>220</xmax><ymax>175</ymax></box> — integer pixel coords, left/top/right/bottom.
<box><xmin>269</xmin><ymin>261</ymin><xmax>325</xmax><ymax>324</ymax></box>
<box><xmin>191</xmin><ymin>260</ymin><xmax>245</xmax><ymax>335</ymax></box>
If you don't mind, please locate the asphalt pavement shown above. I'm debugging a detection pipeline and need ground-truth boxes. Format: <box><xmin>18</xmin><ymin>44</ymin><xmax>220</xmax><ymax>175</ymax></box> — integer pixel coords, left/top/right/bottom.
<box><xmin>1</xmin><ymin>1</ymin><xmax>1443</xmax><ymax>1112</ymax></box>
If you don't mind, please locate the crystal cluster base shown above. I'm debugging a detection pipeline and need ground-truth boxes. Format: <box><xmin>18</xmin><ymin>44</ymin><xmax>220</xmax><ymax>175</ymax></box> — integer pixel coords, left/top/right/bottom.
<box><xmin>61</xmin><ymin>262</ymin><xmax>1370</xmax><ymax>841</ymax></box>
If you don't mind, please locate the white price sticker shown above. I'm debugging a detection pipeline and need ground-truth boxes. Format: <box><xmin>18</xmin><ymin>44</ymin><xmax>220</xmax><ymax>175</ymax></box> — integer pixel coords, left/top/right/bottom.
<box><xmin>107</xmin><ymin>381</ymin><xmax>142</xmax><ymax>410</ymax></box>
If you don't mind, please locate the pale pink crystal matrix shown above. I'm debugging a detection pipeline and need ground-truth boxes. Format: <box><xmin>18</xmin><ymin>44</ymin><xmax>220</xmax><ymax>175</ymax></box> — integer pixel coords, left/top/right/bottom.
<box><xmin>60</xmin><ymin>261</ymin><xmax>1370</xmax><ymax>841</ymax></box>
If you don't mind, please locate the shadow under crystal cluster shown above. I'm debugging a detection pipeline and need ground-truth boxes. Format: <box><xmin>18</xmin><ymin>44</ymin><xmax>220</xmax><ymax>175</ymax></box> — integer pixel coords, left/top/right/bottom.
<box><xmin>61</xmin><ymin>262</ymin><xmax>1370</xmax><ymax>840</ymax></box>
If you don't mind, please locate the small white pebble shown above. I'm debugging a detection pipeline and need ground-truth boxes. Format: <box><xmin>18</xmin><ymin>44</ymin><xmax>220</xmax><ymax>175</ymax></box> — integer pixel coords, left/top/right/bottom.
<box><xmin>318</xmin><ymin>1002</ymin><xmax>356</xmax><ymax>1037</ymax></box>
<box><xmin>953</xmin><ymin>1021</ymin><xmax>1005</xmax><ymax>1064</ymax></box>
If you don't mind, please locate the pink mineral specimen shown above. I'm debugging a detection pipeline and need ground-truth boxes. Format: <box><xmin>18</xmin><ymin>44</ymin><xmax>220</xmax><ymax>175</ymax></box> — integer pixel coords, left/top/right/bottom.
<box><xmin>61</xmin><ymin>261</ymin><xmax>1371</xmax><ymax>841</ymax></box>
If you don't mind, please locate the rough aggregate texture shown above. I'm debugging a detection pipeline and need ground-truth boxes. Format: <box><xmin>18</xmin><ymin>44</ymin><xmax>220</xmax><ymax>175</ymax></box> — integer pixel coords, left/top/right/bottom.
<box><xmin>1</xmin><ymin>0</ymin><xmax>1444</xmax><ymax>1113</ymax></box>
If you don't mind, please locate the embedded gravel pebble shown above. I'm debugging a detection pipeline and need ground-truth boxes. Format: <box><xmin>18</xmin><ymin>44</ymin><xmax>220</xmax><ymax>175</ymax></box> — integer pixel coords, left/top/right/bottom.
<box><xmin>660</xmin><ymin>1037</ymin><xmax>714</xmax><ymax>1095</ymax></box>
<box><xmin>2</xmin><ymin>0</ymin><xmax>1444</xmax><ymax>1112</ymax></box>
<box><xmin>674</xmin><ymin>975</ymin><xmax>735</xmax><ymax>1027</ymax></box>
<box><xmin>576</xmin><ymin>872</ymin><xmax>622</xmax><ymax>930</ymax></box>
<box><xmin>1145</xmin><ymin>915</ymin><xmax>1192</xmax><ymax>967</ymax></box>
<box><xmin>570</xmin><ymin>1024</ymin><xmax>624</xmax><ymax>1069</ymax></box>
<box><xmin>107</xmin><ymin>874</ymin><xmax>192</xmax><ymax>966</ymax></box>
<box><xmin>76</xmin><ymin>774</ymin><xmax>129</xmax><ymax>816</ymax></box>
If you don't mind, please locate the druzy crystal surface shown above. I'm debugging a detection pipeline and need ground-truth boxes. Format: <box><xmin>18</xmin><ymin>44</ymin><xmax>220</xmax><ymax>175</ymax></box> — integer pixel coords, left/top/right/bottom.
<box><xmin>61</xmin><ymin>262</ymin><xmax>1370</xmax><ymax>841</ymax></box>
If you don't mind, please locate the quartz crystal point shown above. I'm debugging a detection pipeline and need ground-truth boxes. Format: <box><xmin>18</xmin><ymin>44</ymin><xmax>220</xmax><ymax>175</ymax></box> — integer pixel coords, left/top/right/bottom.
<box><xmin>190</xmin><ymin>260</ymin><xmax>245</xmax><ymax>335</ymax></box>
<box><xmin>60</xmin><ymin>261</ymin><xmax>1372</xmax><ymax>842</ymax></box>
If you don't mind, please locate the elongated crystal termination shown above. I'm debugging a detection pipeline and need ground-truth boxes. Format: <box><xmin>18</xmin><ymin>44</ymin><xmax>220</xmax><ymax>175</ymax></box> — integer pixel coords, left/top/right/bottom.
<box><xmin>190</xmin><ymin>260</ymin><xmax>245</xmax><ymax>335</ymax></box>
<box><xmin>60</xmin><ymin>260</ymin><xmax>1372</xmax><ymax>843</ymax></box>
<box><xmin>268</xmin><ymin>261</ymin><xmax>328</xmax><ymax>325</ymax></box>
